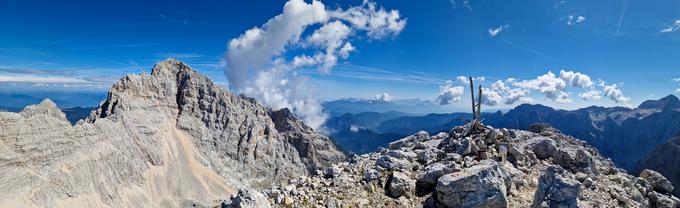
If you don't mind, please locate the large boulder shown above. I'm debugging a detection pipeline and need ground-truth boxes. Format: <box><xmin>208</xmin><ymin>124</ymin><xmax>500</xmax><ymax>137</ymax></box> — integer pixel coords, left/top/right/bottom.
<box><xmin>389</xmin><ymin>131</ymin><xmax>430</xmax><ymax>150</ymax></box>
<box><xmin>554</xmin><ymin>148</ymin><xmax>597</xmax><ymax>175</ymax></box>
<box><xmin>531</xmin><ymin>166</ymin><xmax>582</xmax><ymax>208</ymax></box>
<box><xmin>435</xmin><ymin>160</ymin><xmax>512</xmax><ymax>208</ymax></box>
<box><xmin>387</xmin><ymin>172</ymin><xmax>416</xmax><ymax>198</ymax></box>
<box><xmin>376</xmin><ymin>155</ymin><xmax>410</xmax><ymax>171</ymax></box>
<box><xmin>532</xmin><ymin>138</ymin><xmax>557</xmax><ymax>160</ymax></box>
<box><xmin>221</xmin><ymin>189</ymin><xmax>272</xmax><ymax>208</ymax></box>
<box><xmin>416</xmin><ymin>161</ymin><xmax>462</xmax><ymax>195</ymax></box>
<box><xmin>640</xmin><ymin>169</ymin><xmax>674</xmax><ymax>194</ymax></box>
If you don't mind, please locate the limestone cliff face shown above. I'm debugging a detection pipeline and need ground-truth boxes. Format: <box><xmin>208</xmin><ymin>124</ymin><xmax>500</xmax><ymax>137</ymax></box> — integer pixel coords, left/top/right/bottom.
<box><xmin>0</xmin><ymin>59</ymin><xmax>344</xmax><ymax>207</ymax></box>
<box><xmin>639</xmin><ymin>134</ymin><xmax>680</xmax><ymax>197</ymax></box>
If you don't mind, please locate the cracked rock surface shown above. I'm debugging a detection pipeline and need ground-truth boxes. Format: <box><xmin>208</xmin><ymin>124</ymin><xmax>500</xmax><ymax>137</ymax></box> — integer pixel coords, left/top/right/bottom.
<box><xmin>0</xmin><ymin>59</ymin><xmax>344</xmax><ymax>207</ymax></box>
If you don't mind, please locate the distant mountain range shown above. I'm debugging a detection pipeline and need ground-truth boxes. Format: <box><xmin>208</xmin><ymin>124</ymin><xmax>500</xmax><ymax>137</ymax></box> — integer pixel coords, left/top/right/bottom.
<box><xmin>324</xmin><ymin>94</ymin><xmax>680</xmax><ymax>172</ymax></box>
<box><xmin>322</xmin><ymin>98</ymin><xmax>456</xmax><ymax>117</ymax></box>
<box><xmin>1</xmin><ymin>105</ymin><xmax>95</xmax><ymax>124</ymax></box>
<box><xmin>0</xmin><ymin>91</ymin><xmax>105</xmax><ymax>108</ymax></box>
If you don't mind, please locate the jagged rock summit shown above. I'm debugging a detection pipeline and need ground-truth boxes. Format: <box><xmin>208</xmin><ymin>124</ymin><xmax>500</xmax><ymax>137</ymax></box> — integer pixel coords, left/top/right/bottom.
<box><xmin>0</xmin><ymin>59</ymin><xmax>344</xmax><ymax>207</ymax></box>
<box><xmin>257</xmin><ymin>122</ymin><xmax>680</xmax><ymax>208</ymax></box>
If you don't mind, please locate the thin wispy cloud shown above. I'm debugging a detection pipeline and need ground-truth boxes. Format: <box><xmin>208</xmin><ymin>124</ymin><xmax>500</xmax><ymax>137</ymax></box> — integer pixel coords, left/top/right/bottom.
<box><xmin>0</xmin><ymin>73</ymin><xmax>90</xmax><ymax>84</ymax></box>
<box><xmin>463</xmin><ymin>0</ymin><xmax>472</xmax><ymax>10</ymax></box>
<box><xmin>156</xmin><ymin>52</ymin><xmax>204</xmax><ymax>59</ymax></box>
<box><xmin>488</xmin><ymin>24</ymin><xmax>509</xmax><ymax>37</ymax></box>
<box><xmin>567</xmin><ymin>15</ymin><xmax>586</xmax><ymax>26</ymax></box>
<box><xmin>64</xmin><ymin>43</ymin><xmax>163</xmax><ymax>50</ymax></box>
<box><xmin>553</xmin><ymin>1</ymin><xmax>567</xmax><ymax>9</ymax></box>
<box><xmin>160</xmin><ymin>14</ymin><xmax>188</xmax><ymax>25</ymax></box>
<box><xmin>660</xmin><ymin>19</ymin><xmax>680</xmax><ymax>33</ymax></box>
<box><xmin>499</xmin><ymin>38</ymin><xmax>553</xmax><ymax>60</ymax></box>
<box><xmin>303</xmin><ymin>64</ymin><xmax>450</xmax><ymax>85</ymax></box>
<box><xmin>616</xmin><ymin>0</ymin><xmax>629</xmax><ymax>35</ymax></box>
<box><xmin>673</xmin><ymin>78</ymin><xmax>680</xmax><ymax>93</ymax></box>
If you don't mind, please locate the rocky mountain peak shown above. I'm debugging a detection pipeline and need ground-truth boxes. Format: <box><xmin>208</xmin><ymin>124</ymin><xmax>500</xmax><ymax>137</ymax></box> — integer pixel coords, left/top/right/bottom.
<box><xmin>18</xmin><ymin>99</ymin><xmax>67</xmax><ymax>121</ymax></box>
<box><xmin>638</xmin><ymin>94</ymin><xmax>680</xmax><ymax>110</ymax></box>
<box><xmin>0</xmin><ymin>59</ymin><xmax>344</xmax><ymax>207</ymax></box>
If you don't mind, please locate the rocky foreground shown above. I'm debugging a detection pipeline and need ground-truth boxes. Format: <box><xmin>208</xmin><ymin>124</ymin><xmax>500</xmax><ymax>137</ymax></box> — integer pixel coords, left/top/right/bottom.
<box><xmin>225</xmin><ymin>123</ymin><xmax>680</xmax><ymax>208</ymax></box>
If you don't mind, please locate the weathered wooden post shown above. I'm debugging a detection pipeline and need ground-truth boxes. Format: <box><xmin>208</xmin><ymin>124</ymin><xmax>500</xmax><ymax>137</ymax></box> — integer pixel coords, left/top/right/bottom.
<box><xmin>477</xmin><ymin>85</ymin><xmax>482</xmax><ymax>119</ymax></box>
<box><xmin>469</xmin><ymin>77</ymin><xmax>476</xmax><ymax>120</ymax></box>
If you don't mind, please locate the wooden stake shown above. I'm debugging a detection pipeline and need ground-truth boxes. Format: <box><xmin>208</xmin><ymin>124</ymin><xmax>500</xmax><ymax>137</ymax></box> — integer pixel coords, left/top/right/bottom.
<box><xmin>469</xmin><ymin>77</ymin><xmax>476</xmax><ymax>120</ymax></box>
<box><xmin>477</xmin><ymin>85</ymin><xmax>482</xmax><ymax>119</ymax></box>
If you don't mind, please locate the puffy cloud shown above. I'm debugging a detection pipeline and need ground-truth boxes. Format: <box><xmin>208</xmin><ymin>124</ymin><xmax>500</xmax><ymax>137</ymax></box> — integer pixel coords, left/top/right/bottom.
<box><xmin>436</xmin><ymin>80</ymin><xmax>465</xmax><ymax>105</ymax></box>
<box><xmin>456</xmin><ymin>76</ymin><xmax>485</xmax><ymax>84</ymax></box>
<box><xmin>579</xmin><ymin>90</ymin><xmax>603</xmax><ymax>101</ymax></box>
<box><xmin>330</xmin><ymin>0</ymin><xmax>406</xmax><ymax>39</ymax></box>
<box><xmin>305</xmin><ymin>20</ymin><xmax>353</xmax><ymax>71</ymax></box>
<box><xmin>227</xmin><ymin>0</ymin><xmax>329</xmax><ymax>89</ymax></box>
<box><xmin>599</xmin><ymin>80</ymin><xmax>630</xmax><ymax>104</ymax></box>
<box><xmin>488</xmin><ymin>24</ymin><xmax>508</xmax><ymax>37</ymax></box>
<box><xmin>559</xmin><ymin>70</ymin><xmax>593</xmax><ymax>88</ymax></box>
<box><xmin>482</xmin><ymin>80</ymin><xmax>532</xmax><ymax>106</ymax></box>
<box><xmin>567</xmin><ymin>15</ymin><xmax>586</xmax><ymax>26</ymax></box>
<box><xmin>513</xmin><ymin>71</ymin><xmax>571</xmax><ymax>103</ymax></box>
<box><xmin>374</xmin><ymin>93</ymin><xmax>394</xmax><ymax>102</ymax></box>
<box><xmin>660</xmin><ymin>19</ymin><xmax>680</xmax><ymax>33</ymax></box>
<box><xmin>673</xmin><ymin>78</ymin><xmax>680</xmax><ymax>93</ymax></box>
<box><xmin>225</xmin><ymin>0</ymin><xmax>405</xmax><ymax>130</ymax></box>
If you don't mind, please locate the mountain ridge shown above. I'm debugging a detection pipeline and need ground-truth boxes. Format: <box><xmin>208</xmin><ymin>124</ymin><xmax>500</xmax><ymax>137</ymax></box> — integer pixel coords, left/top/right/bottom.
<box><xmin>0</xmin><ymin>59</ymin><xmax>344</xmax><ymax>207</ymax></box>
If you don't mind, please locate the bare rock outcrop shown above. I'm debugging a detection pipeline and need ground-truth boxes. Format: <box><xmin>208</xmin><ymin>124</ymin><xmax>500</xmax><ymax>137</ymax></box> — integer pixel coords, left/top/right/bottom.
<box><xmin>0</xmin><ymin>59</ymin><xmax>344</xmax><ymax>207</ymax></box>
<box><xmin>262</xmin><ymin>122</ymin><xmax>680</xmax><ymax>208</ymax></box>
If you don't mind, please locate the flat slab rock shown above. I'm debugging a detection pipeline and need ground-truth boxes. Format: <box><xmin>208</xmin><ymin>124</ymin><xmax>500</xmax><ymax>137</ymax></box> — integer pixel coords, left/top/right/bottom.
<box><xmin>435</xmin><ymin>160</ymin><xmax>513</xmax><ymax>208</ymax></box>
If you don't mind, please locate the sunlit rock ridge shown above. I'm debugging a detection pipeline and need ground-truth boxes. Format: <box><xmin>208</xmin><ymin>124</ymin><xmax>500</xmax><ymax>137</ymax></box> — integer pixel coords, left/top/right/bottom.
<box><xmin>0</xmin><ymin>59</ymin><xmax>344</xmax><ymax>207</ymax></box>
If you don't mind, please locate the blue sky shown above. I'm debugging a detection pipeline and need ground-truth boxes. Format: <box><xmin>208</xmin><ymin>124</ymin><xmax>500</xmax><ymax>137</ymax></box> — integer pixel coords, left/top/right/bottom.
<box><xmin>1</xmin><ymin>0</ymin><xmax>680</xmax><ymax>112</ymax></box>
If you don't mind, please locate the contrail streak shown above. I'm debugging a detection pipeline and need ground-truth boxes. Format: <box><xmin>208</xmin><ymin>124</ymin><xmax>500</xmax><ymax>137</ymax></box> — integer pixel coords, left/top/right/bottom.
<box><xmin>499</xmin><ymin>38</ymin><xmax>554</xmax><ymax>60</ymax></box>
<box><xmin>616</xmin><ymin>0</ymin><xmax>629</xmax><ymax>35</ymax></box>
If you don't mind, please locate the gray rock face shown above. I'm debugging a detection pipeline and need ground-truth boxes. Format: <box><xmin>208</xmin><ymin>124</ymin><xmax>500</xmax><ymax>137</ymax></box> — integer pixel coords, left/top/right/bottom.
<box><xmin>554</xmin><ymin>148</ymin><xmax>598</xmax><ymax>175</ymax></box>
<box><xmin>640</xmin><ymin>169</ymin><xmax>674</xmax><ymax>194</ymax></box>
<box><xmin>269</xmin><ymin>108</ymin><xmax>345</xmax><ymax>173</ymax></box>
<box><xmin>639</xmin><ymin>135</ymin><xmax>680</xmax><ymax>197</ymax></box>
<box><xmin>388</xmin><ymin>131</ymin><xmax>429</xmax><ymax>150</ymax></box>
<box><xmin>532</xmin><ymin>138</ymin><xmax>557</xmax><ymax>160</ymax></box>
<box><xmin>0</xmin><ymin>59</ymin><xmax>343</xmax><ymax>207</ymax></box>
<box><xmin>435</xmin><ymin>160</ymin><xmax>512</xmax><ymax>208</ymax></box>
<box><xmin>532</xmin><ymin>166</ymin><xmax>582</xmax><ymax>208</ymax></box>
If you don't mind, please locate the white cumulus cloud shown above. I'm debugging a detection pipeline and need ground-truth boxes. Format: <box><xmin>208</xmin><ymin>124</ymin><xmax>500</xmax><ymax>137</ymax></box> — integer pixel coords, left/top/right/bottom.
<box><xmin>579</xmin><ymin>90</ymin><xmax>603</xmax><ymax>101</ymax></box>
<box><xmin>436</xmin><ymin>80</ymin><xmax>465</xmax><ymax>105</ymax></box>
<box><xmin>456</xmin><ymin>76</ymin><xmax>485</xmax><ymax>84</ymax></box>
<box><xmin>513</xmin><ymin>71</ymin><xmax>571</xmax><ymax>103</ymax></box>
<box><xmin>673</xmin><ymin>78</ymin><xmax>680</xmax><ymax>93</ymax></box>
<box><xmin>482</xmin><ymin>80</ymin><xmax>532</xmax><ymax>106</ymax></box>
<box><xmin>598</xmin><ymin>80</ymin><xmax>630</xmax><ymax>104</ymax></box>
<box><xmin>225</xmin><ymin>0</ymin><xmax>406</xmax><ymax>130</ymax></box>
<box><xmin>559</xmin><ymin>70</ymin><xmax>593</xmax><ymax>88</ymax></box>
